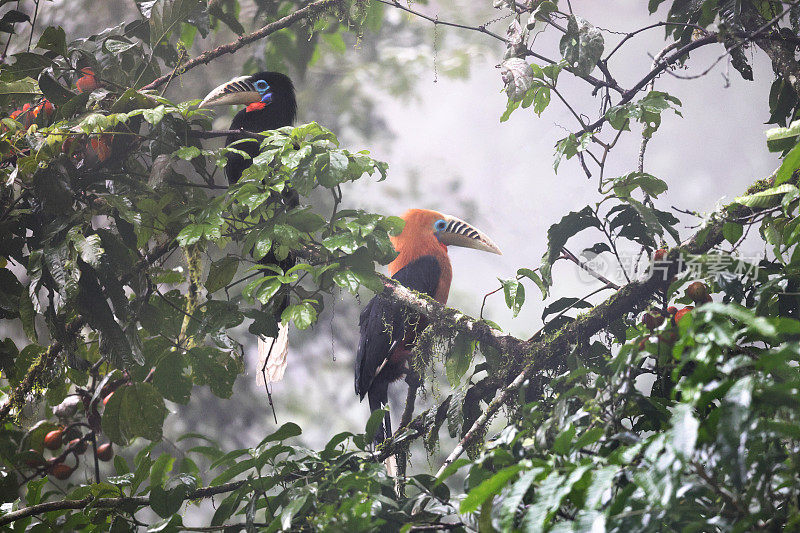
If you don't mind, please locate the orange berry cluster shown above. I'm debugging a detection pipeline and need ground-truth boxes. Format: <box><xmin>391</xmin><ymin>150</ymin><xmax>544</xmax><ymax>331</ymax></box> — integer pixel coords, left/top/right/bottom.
<box><xmin>638</xmin><ymin>281</ymin><xmax>713</xmax><ymax>347</ymax></box>
<box><xmin>7</xmin><ymin>68</ymin><xmax>100</xmax><ymax>129</ymax></box>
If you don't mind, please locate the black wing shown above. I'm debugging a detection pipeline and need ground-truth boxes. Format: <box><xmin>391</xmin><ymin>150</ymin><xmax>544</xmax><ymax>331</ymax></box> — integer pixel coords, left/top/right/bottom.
<box><xmin>354</xmin><ymin>255</ymin><xmax>441</xmax><ymax>402</ymax></box>
<box><xmin>224</xmin><ymin>110</ymin><xmax>260</xmax><ymax>183</ymax></box>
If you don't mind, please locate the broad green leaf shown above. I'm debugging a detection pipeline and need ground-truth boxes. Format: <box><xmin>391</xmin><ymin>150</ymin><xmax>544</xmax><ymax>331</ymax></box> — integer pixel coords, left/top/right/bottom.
<box><xmin>461</xmin><ymin>465</ymin><xmax>523</xmax><ymax>513</ymax></box>
<box><xmin>36</xmin><ymin>27</ymin><xmax>67</xmax><ymax>57</ymax></box>
<box><xmin>0</xmin><ymin>77</ymin><xmax>40</xmax><ymax>95</ymax></box>
<box><xmin>102</xmin><ymin>383</ymin><xmax>168</xmax><ymax>444</ymax></box>
<box><xmin>499</xmin><ymin>469</ymin><xmax>537</xmax><ymax>530</ymax></box>
<box><xmin>281</xmin><ymin>302</ymin><xmax>317</xmax><ymax>330</ymax></box>
<box><xmin>540</xmin><ymin>206</ymin><xmax>600</xmax><ymax>287</ymax></box>
<box><xmin>559</xmin><ymin>16</ymin><xmax>604</xmax><ymax>77</ymax></box>
<box><xmin>205</xmin><ymin>256</ymin><xmax>238</xmax><ymax>293</ymax></box>
<box><xmin>734</xmin><ymin>184</ymin><xmax>798</xmax><ymax>208</ymax></box>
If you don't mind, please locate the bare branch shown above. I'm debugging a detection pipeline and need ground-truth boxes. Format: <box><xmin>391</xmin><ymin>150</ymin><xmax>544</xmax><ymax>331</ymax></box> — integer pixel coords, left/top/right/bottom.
<box><xmin>142</xmin><ymin>0</ymin><xmax>340</xmax><ymax>91</ymax></box>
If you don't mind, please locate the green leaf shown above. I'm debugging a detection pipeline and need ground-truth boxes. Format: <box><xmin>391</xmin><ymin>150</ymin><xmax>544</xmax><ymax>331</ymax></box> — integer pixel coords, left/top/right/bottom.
<box><xmin>0</xmin><ymin>77</ymin><xmax>40</xmax><ymax>96</ymax></box>
<box><xmin>256</xmin><ymin>422</ymin><xmax>302</xmax><ymax>448</ymax></box>
<box><xmin>517</xmin><ymin>268</ymin><xmax>547</xmax><ymax>298</ymax></box>
<box><xmin>722</xmin><ymin>222</ymin><xmax>744</xmax><ymax>244</ymax></box>
<box><xmin>670</xmin><ymin>404</ymin><xmax>698</xmax><ymax>459</ymax></box>
<box><xmin>36</xmin><ymin>27</ymin><xmax>67</xmax><ymax>57</ymax></box>
<box><xmin>189</xmin><ymin>346</ymin><xmax>239</xmax><ymax>398</ymax></box>
<box><xmin>573</xmin><ymin>427</ymin><xmax>604</xmax><ymax>449</ymax></box>
<box><xmin>287</xmin><ymin>209</ymin><xmax>326</xmax><ymax>233</ymax></box>
<box><xmin>152</xmin><ymin>352</ymin><xmax>192</xmax><ymax>404</ymax></box>
<box><xmin>559</xmin><ymin>16</ymin><xmax>604</xmax><ymax>77</ymax></box>
<box><xmin>500</xmin><ymin>278</ymin><xmax>526</xmax><ymax>317</ymax></box>
<box><xmin>280</xmin><ymin>493</ymin><xmax>309</xmax><ymax>530</ymax></box>
<box><xmin>460</xmin><ymin>465</ymin><xmax>523</xmax><ymax>513</ymax></box>
<box><xmin>37</xmin><ymin>71</ymin><xmax>75</xmax><ymax>105</ymax></box>
<box><xmin>540</xmin><ymin>206</ymin><xmax>600</xmax><ymax>288</ymax></box>
<box><xmin>364</xmin><ymin>408</ymin><xmax>387</xmax><ymax>443</ymax></box>
<box><xmin>173</xmin><ymin>146</ymin><xmax>201</xmax><ymax>160</ymax></box>
<box><xmin>445</xmin><ymin>335</ymin><xmax>474</xmax><ymax>387</ymax></box>
<box><xmin>521</xmin><ymin>466</ymin><xmax>590</xmax><ymax>529</ymax></box>
<box><xmin>102</xmin><ymin>383</ymin><xmax>168</xmax><ymax>444</ymax></box>
<box><xmin>151</xmin><ymin>474</ymin><xmax>198</xmax><ymax>518</ymax></box>
<box><xmin>149</xmin><ymin>0</ymin><xmax>203</xmax><ymax>48</ymax></box>
<box><xmin>774</xmin><ymin>142</ymin><xmax>800</xmax><ymax>185</ymax></box>
<box><xmin>142</xmin><ymin>105</ymin><xmax>167</xmax><ymax>125</ymax></box>
<box><xmin>734</xmin><ymin>184</ymin><xmax>798</xmax><ymax>208</ymax></box>
<box><xmin>552</xmin><ymin>424</ymin><xmax>576</xmax><ymax>454</ymax></box>
<box><xmin>499</xmin><ymin>469</ymin><xmax>537</xmax><ymax>530</ymax></box>
<box><xmin>205</xmin><ymin>256</ymin><xmax>238</xmax><ymax>293</ymax></box>
<box><xmin>766</xmin><ymin>119</ymin><xmax>800</xmax><ymax>152</ymax></box>
<box><xmin>281</xmin><ymin>302</ymin><xmax>317</xmax><ymax>330</ymax></box>
<box><xmin>608</xmin><ymin>172</ymin><xmax>668</xmax><ymax>199</ymax></box>
<box><xmin>18</xmin><ymin>285</ymin><xmax>37</xmax><ymax>342</ymax></box>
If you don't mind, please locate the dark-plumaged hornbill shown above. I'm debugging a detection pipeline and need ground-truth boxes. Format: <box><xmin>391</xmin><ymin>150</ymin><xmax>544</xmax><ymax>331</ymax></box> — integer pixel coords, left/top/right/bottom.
<box><xmin>355</xmin><ymin>209</ymin><xmax>502</xmax><ymax>444</ymax></box>
<box><xmin>199</xmin><ymin>72</ymin><xmax>298</xmax><ymax>386</ymax></box>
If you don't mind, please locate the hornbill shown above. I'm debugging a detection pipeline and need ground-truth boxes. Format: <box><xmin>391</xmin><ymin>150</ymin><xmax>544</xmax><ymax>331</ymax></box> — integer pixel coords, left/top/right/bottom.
<box><xmin>199</xmin><ymin>72</ymin><xmax>298</xmax><ymax>386</ymax></box>
<box><xmin>355</xmin><ymin>209</ymin><xmax>502</xmax><ymax>445</ymax></box>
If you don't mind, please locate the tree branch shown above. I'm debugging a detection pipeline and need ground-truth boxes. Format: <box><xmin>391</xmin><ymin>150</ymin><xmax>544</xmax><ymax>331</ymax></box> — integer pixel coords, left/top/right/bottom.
<box><xmin>0</xmin><ymin>480</ymin><xmax>245</xmax><ymax>526</ymax></box>
<box><xmin>741</xmin><ymin>1</ymin><xmax>800</xmax><ymax>99</ymax></box>
<box><xmin>141</xmin><ymin>0</ymin><xmax>340</xmax><ymax>91</ymax></box>
<box><xmin>576</xmin><ymin>33</ymin><xmax>719</xmax><ymax>136</ymax></box>
<box><xmin>374</xmin><ymin>0</ymin><xmax>623</xmax><ymax>95</ymax></box>
<box><xmin>432</xmin><ymin>170</ymin><xmax>783</xmax><ymax>474</ymax></box>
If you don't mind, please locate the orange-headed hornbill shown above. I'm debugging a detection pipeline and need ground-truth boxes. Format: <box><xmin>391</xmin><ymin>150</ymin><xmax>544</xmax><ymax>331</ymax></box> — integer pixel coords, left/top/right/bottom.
<box><xmin>355</xmin><ymin>209</ymin><xmax>502</xmax><ymax>444</ymax></box>
<box><xmin>199</xmin><ymin>72</ymin><xmax>298</xmax><ymax>386</ymax></box>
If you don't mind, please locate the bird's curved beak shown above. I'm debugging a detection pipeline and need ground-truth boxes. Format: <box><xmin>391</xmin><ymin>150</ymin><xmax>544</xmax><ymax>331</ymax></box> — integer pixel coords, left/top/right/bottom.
<box><xmin>436</xmin><ymin>215</ymin><xmax>502</xmax><ymax>255</ymax></box>
<box><xmin>198</xmin><ymin>76</ymin><xmax>262</xmax><ymax>108</ymax></box>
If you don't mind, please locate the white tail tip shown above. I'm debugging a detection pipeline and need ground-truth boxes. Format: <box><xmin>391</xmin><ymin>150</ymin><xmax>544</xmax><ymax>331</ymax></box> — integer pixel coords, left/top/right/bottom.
<box><xmin>384</xmin><ymin>454</ymin><xmax>397</xmax><ymax>477</ymax></box>
<box><xmin>256</xmin><ymin>322</ymin><xmax>290</xmax><ymax>385</ymax></box>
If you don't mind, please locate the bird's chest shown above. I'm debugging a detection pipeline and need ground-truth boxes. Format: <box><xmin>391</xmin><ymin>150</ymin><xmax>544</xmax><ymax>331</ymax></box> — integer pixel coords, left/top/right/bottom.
<box><xmin>434</xmin><ymin>259</ymin><xmax>453</xmax><ymax>304</ymax></box>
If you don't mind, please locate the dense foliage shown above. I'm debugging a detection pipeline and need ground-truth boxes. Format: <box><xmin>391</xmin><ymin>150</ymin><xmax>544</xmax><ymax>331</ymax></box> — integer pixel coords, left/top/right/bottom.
<box><xmin>2</xmin><ymin>0</ymin><xmax>800</xmax><ymax>530</ymax></box>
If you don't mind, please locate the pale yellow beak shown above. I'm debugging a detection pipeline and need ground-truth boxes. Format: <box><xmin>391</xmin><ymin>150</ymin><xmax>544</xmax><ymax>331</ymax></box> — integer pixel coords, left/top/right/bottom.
<box><xmin>436</xmin><ymin>215</ymin><xmax>502</xmax><ymax>255</ymax></box>
<box><xmin>198</xmin><ymin>75</ymin><xmax>262</xmax><ymax>108</ymax></box>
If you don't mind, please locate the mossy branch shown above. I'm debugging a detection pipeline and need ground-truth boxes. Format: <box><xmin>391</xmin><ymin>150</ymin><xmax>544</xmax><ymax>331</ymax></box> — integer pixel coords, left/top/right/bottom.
<box><xmin>360</xmin><ymin>169</ymin><xmax>783</xmax><ymax>474</ymax></box>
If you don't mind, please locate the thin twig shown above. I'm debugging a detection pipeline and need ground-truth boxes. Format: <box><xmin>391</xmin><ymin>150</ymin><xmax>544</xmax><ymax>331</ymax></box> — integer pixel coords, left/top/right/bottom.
<box><xmin>142</xmin><ymin>0</ymin><xmax>340</xmax><ymax>91</ymax></box>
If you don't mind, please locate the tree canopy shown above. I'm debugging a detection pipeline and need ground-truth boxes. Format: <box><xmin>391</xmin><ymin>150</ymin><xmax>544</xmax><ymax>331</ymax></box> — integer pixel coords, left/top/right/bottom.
<box><xmin>2</xmin><ymin>0</ymin><xmax>800</xmax><ymax>531</ymax></box>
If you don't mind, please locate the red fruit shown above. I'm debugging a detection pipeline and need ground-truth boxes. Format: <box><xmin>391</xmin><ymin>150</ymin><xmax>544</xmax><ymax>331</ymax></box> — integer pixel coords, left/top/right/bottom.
<box><xmin>103</xmin><ymin>392</ymin><xmax>114</xmax><ymax>405</ymax></box>
<box><xmin>48</xmin><ymin>462</ymin><xmax>73</xmax><ymax>480</ymax></box>
<box><xmin>674</xmin><ymin>307</ymin><xmax>694</xmax><ymax>324</ymax></box>
<box><xmin>89</xmin><ymin>136</ymin><xmax>111</xmax><ymax>162</ymax></box>
<box><xmin>21</xmin><ymin>103</ymin><xmax>30</xmax><ymax>112</ymax></box>
<box><xmin>96</xmin><ymin>443</ymin><xmax>113</xmax><ymax>461</ymax></box>
<box><xmin>44</xmin><ymin>429</ymin><xmax>64</xmax><ymax>450</ymax></box>
<box><xmin>653</xmin><ymin>248</ymin><xmax>667</xmax><ymax>262</ymax></box>
<box><xmin>642</xmin><ymin>312</ymin><xmax>664</xmax><ymax>330</ymax></box>
<box><xmin>76</xmin><ymin>68</ymin><xmax>100</xmax><ymax>93</ymax></box>
<box><xmin>667</xmin><ymin>306</ymin><xmax>678</xmax><ymax>315</ymax></box>
<box><xmin>9</xmin><ymin>109</ymin><xmax>22</xmax><ymax>120</ymax></box>
<box><xmin>69</xmin><ymin>438</ymin><xmax>88</xmax><ymax>454</ymax></box>
<box><xmin>42</xmin><ymin>100</ymin><xmax>54</xmax><ymax>116</ymax></box>
<box><xmin>686</xmin><ymin>281</ymin><xmax>709</xmax><ymax>302</ymax></box>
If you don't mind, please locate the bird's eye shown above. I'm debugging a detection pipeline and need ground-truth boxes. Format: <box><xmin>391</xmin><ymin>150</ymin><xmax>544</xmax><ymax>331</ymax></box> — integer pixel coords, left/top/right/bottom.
<box><xmin>434</xmin><ymin>219</ymin><xmax>447</xmax><ymax>231</ymax></box>
<box><xmin>254</xmin><ymin>80</ymin><xmax>270</xmax><ymax>92</ymax></box>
